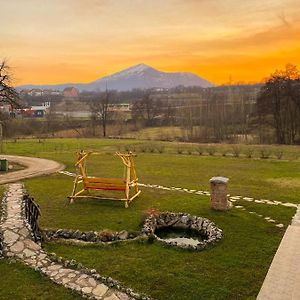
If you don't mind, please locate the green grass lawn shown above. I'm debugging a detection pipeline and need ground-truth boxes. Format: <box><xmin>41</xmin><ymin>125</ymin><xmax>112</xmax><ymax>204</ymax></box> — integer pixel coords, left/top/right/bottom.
<box><xmin>0</xmin><ymin>260</ymin><xmax>81</xmax><ymax>300</ymax></box>
<box><xmin>1</xmin><ymin>138</ymin><xmax>300</xmax><ymax>299</ymax></box>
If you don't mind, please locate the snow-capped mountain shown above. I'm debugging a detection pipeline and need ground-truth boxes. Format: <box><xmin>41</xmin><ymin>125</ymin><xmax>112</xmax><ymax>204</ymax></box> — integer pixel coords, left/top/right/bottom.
<box><xmin>17</xmin><ymin>63</ymin><xmax>213</xmax><ymax>91</ymax></box>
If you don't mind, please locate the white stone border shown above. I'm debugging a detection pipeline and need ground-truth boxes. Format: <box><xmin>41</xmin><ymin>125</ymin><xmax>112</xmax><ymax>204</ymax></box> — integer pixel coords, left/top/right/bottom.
<box><xmin>138</xmin><ymin>183</ymin><xmax>296</xmax><ymax>228</ymax></box>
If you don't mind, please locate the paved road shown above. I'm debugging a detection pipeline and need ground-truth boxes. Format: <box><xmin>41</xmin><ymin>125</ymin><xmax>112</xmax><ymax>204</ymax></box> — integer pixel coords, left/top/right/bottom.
<box><xmin>257</xmin><ymin>205</ymin><xmax>300</xmax><ymax>300</ymax></box>
<box><xmin>0</xmin><ymin>155</ymin><xmax>64</xmax><ymax>184</ymax></box>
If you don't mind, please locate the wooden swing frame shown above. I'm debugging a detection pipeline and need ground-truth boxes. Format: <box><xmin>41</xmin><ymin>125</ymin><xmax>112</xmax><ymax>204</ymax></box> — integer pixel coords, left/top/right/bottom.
<box><xmin>68</xmin><ymin>150</ymin><xmax>141</xmax><ymax>208</ymax></box>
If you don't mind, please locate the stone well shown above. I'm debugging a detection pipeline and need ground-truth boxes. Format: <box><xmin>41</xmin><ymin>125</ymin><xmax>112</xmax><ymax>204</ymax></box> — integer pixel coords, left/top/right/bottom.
<box><xmin>141</xmin><ymin>212</ymin><xmax>222</xmax><ymax>250</ymax></box>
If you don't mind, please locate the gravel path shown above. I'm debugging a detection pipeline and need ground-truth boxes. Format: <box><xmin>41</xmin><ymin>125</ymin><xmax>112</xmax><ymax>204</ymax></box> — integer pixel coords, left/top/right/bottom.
<box><xmin>0</xmin><ymin>155</ymin><xmax>64</xmax><ymax>184</ymax></box>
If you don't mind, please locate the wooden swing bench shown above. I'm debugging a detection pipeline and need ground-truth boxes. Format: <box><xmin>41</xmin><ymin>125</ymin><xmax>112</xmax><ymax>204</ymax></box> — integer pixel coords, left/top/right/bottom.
<box><xmin>68</xmin><ymin>150</ymin><xmax>141</xmax><ymax>208</ymax></box>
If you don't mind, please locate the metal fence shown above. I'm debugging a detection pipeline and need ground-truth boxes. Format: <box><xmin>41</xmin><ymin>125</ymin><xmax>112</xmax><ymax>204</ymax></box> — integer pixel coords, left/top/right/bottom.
<box><xmin>24</xmin><ymin>195</ymin><xmax>42</xmax><ymax>242</ymax></box>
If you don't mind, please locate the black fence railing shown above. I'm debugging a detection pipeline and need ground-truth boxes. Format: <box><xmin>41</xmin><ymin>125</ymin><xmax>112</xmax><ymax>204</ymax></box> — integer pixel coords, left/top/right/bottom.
<box><xmin>23</xmin><ymin>195</ymin><xmax>42</xmax><ymax>243</ymax></box>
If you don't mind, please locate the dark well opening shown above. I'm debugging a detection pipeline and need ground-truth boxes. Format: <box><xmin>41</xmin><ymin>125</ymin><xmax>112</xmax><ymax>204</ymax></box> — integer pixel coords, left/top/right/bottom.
<box><xmin>155</xmin><ymin>227</ymin><xmax>208</xmax><ymax>246</ymax></box>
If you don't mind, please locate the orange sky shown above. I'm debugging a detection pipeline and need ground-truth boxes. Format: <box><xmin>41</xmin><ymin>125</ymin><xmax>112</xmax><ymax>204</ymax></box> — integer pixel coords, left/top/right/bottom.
<box><xmin>1</xmin><ymin>0</ymin><xmax>300</xmax><ymax>85</ymax></box>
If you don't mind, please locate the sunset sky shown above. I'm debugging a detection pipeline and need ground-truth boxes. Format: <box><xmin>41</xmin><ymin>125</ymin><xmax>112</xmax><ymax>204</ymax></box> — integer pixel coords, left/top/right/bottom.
<box><xmin>1</xmin><ymin>0</ymin><xmax>300</xmax><ymax>85</ymax></box>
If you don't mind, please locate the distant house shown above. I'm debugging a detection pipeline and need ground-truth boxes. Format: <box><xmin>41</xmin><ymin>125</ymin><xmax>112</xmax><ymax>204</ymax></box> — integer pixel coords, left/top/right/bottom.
<box><xmin>27</xmin><ymin>89</ymin><xmax>43</xmax><ymax>97</ymax></box>
<box><xmin>43</xmin><ymin>89</ymin><xmax>62</xmax><ymax>96</ymax></box>
<box><xmin>15</xmin><ymin>102</ymin><xmax>51</xmax><ymax>118</ymax></box>
<box><xmin>108</xmin><ymin>103</ymin><xmax>132</xmax><ymax>112</ymax></box>
<box><xmin>63</xmin><ymin>87</ymin><xmax>79</xmax><ymax>98</ymax></box>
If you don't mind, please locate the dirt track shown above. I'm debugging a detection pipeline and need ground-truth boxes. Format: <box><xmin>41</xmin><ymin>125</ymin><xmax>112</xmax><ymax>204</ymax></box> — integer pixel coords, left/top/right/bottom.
<box><xmin>0</xmin><ymin>155</ymin><xmax>64</xmax><ymax>184</ymax></box>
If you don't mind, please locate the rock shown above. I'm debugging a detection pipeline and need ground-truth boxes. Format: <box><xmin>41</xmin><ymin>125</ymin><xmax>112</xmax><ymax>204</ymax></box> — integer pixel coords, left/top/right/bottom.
<box><xmin>86</xmin><ymin>231</ymin><xmax>96</xmax><ymax>241</ymax></box>
<box><xmin>88</xmin><ymin>277</ymin><xmax>97</xmax><ymax>287</ymax></box>
<box><xmin>92</xmin><ymin>284</ymin><xmax>109</xmax><ymax>297</ymax></box>
<box><xmin>62</xmin><ymin>277</ymin><xmax>71</xmax><ymax>284</ymax></box>
<box><xmin>24</xmin><ymin>239</ymin><xmax>41</xmax><ymax>251</ymax></box>
<box><xmin>23</xmin><ymin>248</ymin><xmax>35</xmax><ymax>258</ymax></box>
<box><xmin>82</xmin><ymin>286</ymin><xmax>93</xmax><ymax>294</ymax></box>
<box><xmin>68</xmin><ymin>272</ymin><xmax>77</xmax><ymax>278</ymax></box>
<box><xmin>76</xmin><ymin>277</ymin><xmax>89</xmax><ymax>286</ymax></box>
<box><xmin>3</xmin><ymin>231</ymin><xmax>19</xmax><ymax>244</ymax></box>
<box><xmin>118</xmin><ymin>230</ymin><xmax>129</xmax><ymax>240</ymax></box>
<box><xmin>10</xmin><ymin>241</ymin><xmax>24</xmax><ymax>253</ymax></box>
<box><xmin>116</xmin><ymin>291</ymin><xmax>130</xmax><ymax>300</ymax></box>
<box><xmin>47</xmin><ymin>264</ymin><xmax>62</xmax><ymax>271</ymax></box>
<box><xmin>18</xmin><ymin>227</ymin><xmax>30</xmax><ymax>237</ymax></box>
<box><xmin>104</xmin><ymin>294</ymin><xmax>120</xmax><ymax>300</ymax></box>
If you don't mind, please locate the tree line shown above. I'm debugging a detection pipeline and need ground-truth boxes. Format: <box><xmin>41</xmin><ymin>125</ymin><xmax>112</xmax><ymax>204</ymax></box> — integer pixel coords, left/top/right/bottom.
<box><xmin>1</xmin><ymin>59</ymin><xmax>299</xmax><ymax>144</ymax></box>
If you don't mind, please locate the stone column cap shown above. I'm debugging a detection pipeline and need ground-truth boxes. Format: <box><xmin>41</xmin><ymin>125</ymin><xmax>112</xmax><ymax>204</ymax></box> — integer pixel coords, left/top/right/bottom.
<box><xmin>210</xmin><ymin>176</ymin><xmax>229</xmax><ymax>184</ymax></box>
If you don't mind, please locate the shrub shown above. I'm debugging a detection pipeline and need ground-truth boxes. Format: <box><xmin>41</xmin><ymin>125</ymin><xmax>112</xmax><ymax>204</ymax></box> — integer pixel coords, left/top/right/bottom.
<box><xmin>274</xmin><ymin>150</ymin><xmax>284</xmax><ymax>160</ymax></box>
<box><xmin>260</xmin><ymin>148</ymin><xmax>272</xmax><ymax>159</ymax></box>
<box><xmin>124</xmin><ymin>145</ymin><xmax>131</xmax><ymax>152</ymax></box>
<box><xmin>139</xmin><ymin>144</ymin><xmax>148</xmax><ymax>153</ymax></box>
<box><xmin>221</xmin><ymin>149</ymin><xmax>228</xmax><ymax>157</ymax></box>
<box><xmin>156</xmin><ymin>144</ymin><xmax>165</xmax><ymax>154</ymax></box>
<box><xmin>232</xmin><ymin>146</ymin><xmax>241</xmax><ymax>158</ymax></box>
<box><xmin>245</xmin><ymin>148</ymin><xmax>255</xmax><ymax>158</ymax></box>
<box><xmin>177</xmin><ymin>146</ymin><xmax>184</xmax><ymax>154</ymax></box>
<box><xmin>148</xmin><ymin>143</ymin><xmax>156</xmax><ymax>153</ymax></box>
<box><xmin>195</xmin><ymin>145</ymin><xmax>203</xmax><ymax>155</ymax></box>
<box><xmin>207</xmin><ymin>146</ymin><xmax>216</xmax><ymax>156</ymax></box>
<box><xmin>187</xmin><ymin>147</ymin><xmax>193</xmax><ymax>155</ymax></box>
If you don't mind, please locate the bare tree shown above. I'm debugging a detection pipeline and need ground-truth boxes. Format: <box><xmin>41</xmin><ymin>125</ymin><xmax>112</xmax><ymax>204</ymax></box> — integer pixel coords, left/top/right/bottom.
<box><xmin>90</xmin><ymin>90</ymin><xmax>114</xmax><ymax>137</ymax></box>
<box><xmin>0</xmin><ymin>60</ymin><xmax>19</xmax><ymax>107</ymax></box>
<box><xmin>131</xmin><ymin>91</ymin><xmax>162</xmax><ymax>126</ymax></box>
<box><xmin>257</xmin><ymin>64</ymin><xmax>300</xmax><ymax>144</ymax></box>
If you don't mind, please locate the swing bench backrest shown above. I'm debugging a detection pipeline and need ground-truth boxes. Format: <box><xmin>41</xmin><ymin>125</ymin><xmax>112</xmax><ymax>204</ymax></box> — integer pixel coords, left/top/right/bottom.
<box><xmin>75</xmin><ymin>150</ymin><xmax>136</xmax><ymax>192</ymax></box>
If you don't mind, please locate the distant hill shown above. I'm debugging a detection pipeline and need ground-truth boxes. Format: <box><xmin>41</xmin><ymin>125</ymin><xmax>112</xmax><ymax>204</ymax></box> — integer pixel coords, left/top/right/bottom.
<box><xmin>17</xmin><ymin>63</ymin><xmax>213</xmax><ymax>92</ymax></box>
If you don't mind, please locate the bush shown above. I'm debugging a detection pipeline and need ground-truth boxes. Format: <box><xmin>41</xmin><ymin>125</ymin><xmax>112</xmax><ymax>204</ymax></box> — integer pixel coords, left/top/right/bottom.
<box><xmin>139</xmin><ymin>144</ymin><xmax>148</xmax><ymax>153</ymax></box>
<box><xmin>195</xmin><ymin>145</ymin><xmax>203</xmax><ymax>155</ymax></box>
<box><xmin>221</xmin><ymin>149</ymin><xmax>228</xmax><ymax>157</ymax></box>
<box><xmin>156</xmin><ymin>144</ymin><xmax>165</xmax><ymax>154</ymax></box>
<box><xmin>177</xmin><ymin>146</ymin><xmax>184</xmax><ymax>154</ymax></box>
<box><xmin>124</xmin><ymin>144</ymin><xmax>136</xmax><ymax>153</ymax></box>
<box><xmin>187</xmin><ymin>147</ymin><xmax>193</xmax><ymax>155</ymax></box>
<box><xmin>245</xmin><ymin>148</ymin><xmax>255</xmax><ymax>158</ymax></box>
<box><xmin>148</xmin><ymin>144</ymin><xmax>156</xmax><ymax>153</ymax></box>
<box><xmin>260</xmin><ymin>148</ymin><xmax>272</xmax><ymax>159</ymax></box>
<box><xmin>232</xmin><ymin>146</ymin><xmax>241</xmax><ymax>158</ymax></box>
<box><xmin>274</xmin><ymin>150</ymin><xmax>284</xmax><ymax>160</ymax></box>
<box><xmin>207</xmin><ymin>146</ymin><xmax>216</xmax><ymax>156</ymax></box>
<box><xmin>124</xmin><ymin>145</ymin><xmax>131</xmax><ymax>152</ymax></box>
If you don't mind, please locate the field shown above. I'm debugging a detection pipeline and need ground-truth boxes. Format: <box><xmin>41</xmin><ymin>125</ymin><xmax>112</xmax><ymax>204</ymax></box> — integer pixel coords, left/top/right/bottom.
<box><xmin>0</xmin><ymin>138</ymin><xmax>300</xmax><ymax>299</ymax></box>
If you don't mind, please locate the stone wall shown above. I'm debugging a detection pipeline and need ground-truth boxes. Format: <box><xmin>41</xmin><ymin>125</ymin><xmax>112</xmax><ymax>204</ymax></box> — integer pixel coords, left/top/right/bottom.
<box><xmin>141</xmin><ymin>212</ymin><xmax>222</xmax><ymax>250</ymax></box>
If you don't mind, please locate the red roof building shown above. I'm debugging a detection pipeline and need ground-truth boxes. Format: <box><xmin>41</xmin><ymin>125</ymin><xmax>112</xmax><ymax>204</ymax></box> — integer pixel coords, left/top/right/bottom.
<box><xmin>63</xmin><ymin>87</ymin><xmax>79</xmax><ymax>98</ymax></box>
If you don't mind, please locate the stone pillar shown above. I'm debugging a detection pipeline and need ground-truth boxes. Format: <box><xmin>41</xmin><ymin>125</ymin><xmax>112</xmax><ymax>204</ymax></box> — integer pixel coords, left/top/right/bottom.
<box><xmin>209</xmin><ymin>176</ymin><xmax>231</xmax><ymax>211</ymax></box>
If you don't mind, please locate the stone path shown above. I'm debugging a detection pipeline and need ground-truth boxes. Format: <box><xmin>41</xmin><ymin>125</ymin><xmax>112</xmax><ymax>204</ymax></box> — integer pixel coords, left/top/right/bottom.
<box><xmin>257</xmin><ymin>205</ymin><xmax>300</xmax><ymax>300</ymax></box>
<box><xmin>0</xmin><ymin>155</ymin><xmax>64</xmax><ymax>184</ymax></box>
<box><xmin>0</xmin><ymin>183</ymin><xmax>141</xmax><ymax>300</ymax></box>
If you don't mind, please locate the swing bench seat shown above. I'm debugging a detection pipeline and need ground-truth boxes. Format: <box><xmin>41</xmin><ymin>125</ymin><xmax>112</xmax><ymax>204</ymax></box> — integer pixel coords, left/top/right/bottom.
<box><xmin>83</xmin><ymin>177</ymin><xmax>126</xmax><ymax>191</ymax></box>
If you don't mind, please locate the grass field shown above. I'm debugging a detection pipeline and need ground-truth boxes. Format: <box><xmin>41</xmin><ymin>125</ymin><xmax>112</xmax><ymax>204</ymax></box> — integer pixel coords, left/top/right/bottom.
<box><xmin>1</xmin><ymin>138</ymin><xmax>300</xmax><ymax>299</ymax></box>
